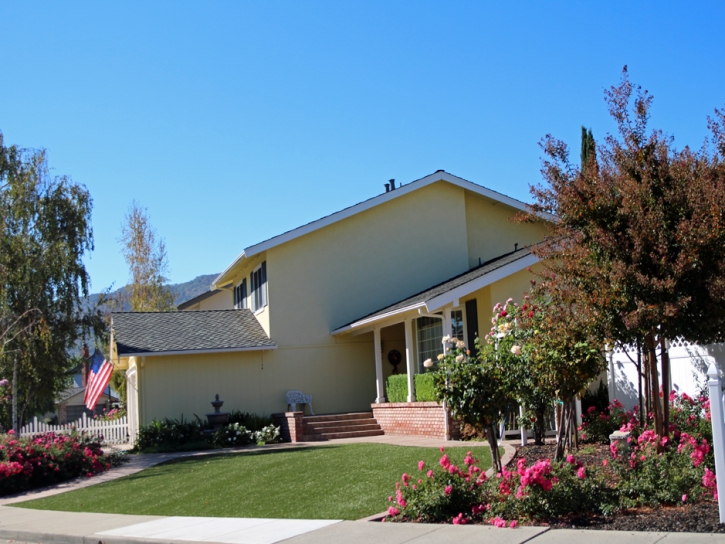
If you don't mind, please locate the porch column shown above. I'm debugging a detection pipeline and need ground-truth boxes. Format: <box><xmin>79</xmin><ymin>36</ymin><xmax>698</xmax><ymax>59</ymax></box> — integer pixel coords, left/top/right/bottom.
<box><xmin>404</xmin><ymin>318</ymin><xmax>416</xmax><ymax>402</ymax></box>
<box><xmin>443</xmin><ymin>307</ymin><xmax>452</xmax><ymax>354</ymax></box>
<box><xmin>374</xmin><ymin>327</ymin><xmax>386</xmax><ymax>403</ymax></box>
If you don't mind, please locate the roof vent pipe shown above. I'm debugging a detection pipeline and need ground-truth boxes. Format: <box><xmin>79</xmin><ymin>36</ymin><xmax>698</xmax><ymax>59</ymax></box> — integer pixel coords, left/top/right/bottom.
<box><xmin>514</xmin><ymin>243</ymin><xmax>519</xmax><ymax>251</ymax></box>
<box><xmin>389</xmin><ymin>179</ymin><xmax>396</xmax><ymax>190</ymax></box>
<box><xmin>384</xmin><ymin>183</ymin><xmax>390</xmax><ymax>192</ymax></box>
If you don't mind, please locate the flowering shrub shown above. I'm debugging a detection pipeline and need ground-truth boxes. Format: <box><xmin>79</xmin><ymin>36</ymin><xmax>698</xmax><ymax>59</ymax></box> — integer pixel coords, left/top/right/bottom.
<box><xmin>134</xmin><ymin>417</ymin><xmax>209</xmax><ymax>453</ymax></box>
<box><xmin>387</xmin><ymin>448</ymin><xmax>609</xmax><ymax>525</ymax></box>
<box><xmin>386</xmin><ymin>449</ymin><xmax>488</xmax><ymax>523</ymax></box>
<box><xmin>606</xmin><ymin>390</ymin><xmax>715</xmax><ymax>510</ymax></box>
<box><xmin>0</xmin><ymin>431</ymin><xmax>122</xmax><ymax>496</ymax></box>
<box><xmin>388</xmin><ymin>390</ymin><xmax>719</xmax><ymax>525</ymax></box>
<box><xmin>214</xmin><ymin>423</ymin><xmax>254</xmax><ymax>447</ymax></box>
<box><xmin>254</xmin><ymin>425</ymin><xmax>281</xmax><ymax>445</ymax></box>
<box><xmin>94</xmin><ymin>407</ymin><xmax>126</xmax><ymax>422</ymax></box>
<box><xmin>579</xmin><ymin>399</ymin><xmax>633</xmax><ymax>444</ymax></box>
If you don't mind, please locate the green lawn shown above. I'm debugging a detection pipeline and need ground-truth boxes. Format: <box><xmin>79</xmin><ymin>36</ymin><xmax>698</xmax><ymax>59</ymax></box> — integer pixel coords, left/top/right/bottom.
<box><xmin>15</xmin><ymin>443</ymin><xmax>493</xmax><ymax>520</ymax></box>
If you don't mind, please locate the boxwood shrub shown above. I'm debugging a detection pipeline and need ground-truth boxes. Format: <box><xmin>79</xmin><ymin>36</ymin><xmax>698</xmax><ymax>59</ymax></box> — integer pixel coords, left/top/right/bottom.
<box><xmin>386</xmin><ymin>374</ymin><xmax>407</xmax><ymax>402</ymax></box>
<box><xmin>386</xmin><ymin>373</ymin><xmax>439</xmax><ymax>402</ymax></box>
<box><xmin>414</xmin><ymin>372</ymin><xmax>438</xmax><ymax>401</ymax></box>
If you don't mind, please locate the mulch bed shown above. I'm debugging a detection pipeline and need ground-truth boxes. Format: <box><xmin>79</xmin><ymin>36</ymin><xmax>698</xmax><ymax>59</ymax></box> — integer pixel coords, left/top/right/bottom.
<box><xmin>511</xmin><ymin>441</ymin><xmax>725</xmax><ymax>533</ymax></box>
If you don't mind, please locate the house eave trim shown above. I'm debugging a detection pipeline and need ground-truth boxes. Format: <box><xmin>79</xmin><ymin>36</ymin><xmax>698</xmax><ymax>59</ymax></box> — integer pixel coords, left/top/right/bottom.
<box><xmin>331</xmin><ymin>302</ymin><xmax>427</xmax><ymax>335</ymax></box>
<box><xmin>425</xmin><ymin>253</ymin><xmax>540</xmax><ymax>312</ymax></box>
<box><xmin>116</xmin><ymin>345</ymin><xmax>278</xmax><ymax>358</ymax></box>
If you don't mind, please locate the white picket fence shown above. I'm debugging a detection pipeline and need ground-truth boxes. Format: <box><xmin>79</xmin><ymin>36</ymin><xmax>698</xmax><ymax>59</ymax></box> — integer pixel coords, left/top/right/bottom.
<box><xmin>19</xmin><ymin>413</ymin><xmax>130</xmax><ymax>444</ymax></box>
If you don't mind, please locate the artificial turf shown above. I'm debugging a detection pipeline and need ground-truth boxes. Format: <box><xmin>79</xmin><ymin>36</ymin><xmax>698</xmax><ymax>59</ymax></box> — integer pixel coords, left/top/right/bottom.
<box><xmin>15</xmin><ymin>443</ymin><xmax>493</xmax><ymax>520</ymax></box>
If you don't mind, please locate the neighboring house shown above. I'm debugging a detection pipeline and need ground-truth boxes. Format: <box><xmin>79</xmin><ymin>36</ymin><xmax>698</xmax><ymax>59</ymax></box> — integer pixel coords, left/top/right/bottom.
<box><xmin>609</xmin><ymin>340</ymin><xmax>725</xmax><ymax>412</ymax></box>
<box><xmin>110</xmin><ymin>171</ymin><xmax>551</xmax><ymax>433</ymax></box>
<box><xmin>55</xmin><ymin>387</ymin><xmax>117</xmax><ymax>424</ymax></box>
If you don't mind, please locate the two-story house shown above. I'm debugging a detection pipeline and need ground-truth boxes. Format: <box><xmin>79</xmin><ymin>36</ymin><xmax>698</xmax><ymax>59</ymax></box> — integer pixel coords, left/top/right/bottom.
<box><xmin>110</xmin><ymin>171</ymin><xmax>550</xmax><ymax>438</ymax></box>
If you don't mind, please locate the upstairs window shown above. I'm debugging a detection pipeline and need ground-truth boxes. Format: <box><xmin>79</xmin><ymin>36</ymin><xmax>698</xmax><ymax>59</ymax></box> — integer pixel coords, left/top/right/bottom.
<box><xmin>251</xmin><ymin>261</ymin><xmax>268</xmax><ymax>312</ymax></box>
<box><xmin>233</xmin><ymin>279</ymin><xmax>247</xmax><ymax>309</ymax></box>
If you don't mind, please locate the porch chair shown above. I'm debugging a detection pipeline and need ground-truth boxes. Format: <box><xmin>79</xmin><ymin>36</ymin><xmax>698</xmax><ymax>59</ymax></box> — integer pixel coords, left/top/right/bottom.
<box><xmin>286</xmin><ymin>390</ymin><xmax>315</xmax><ymax>415</ymax></box>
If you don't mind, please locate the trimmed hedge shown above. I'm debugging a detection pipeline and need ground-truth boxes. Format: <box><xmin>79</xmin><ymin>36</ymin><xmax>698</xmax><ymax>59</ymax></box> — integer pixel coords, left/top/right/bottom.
<box><xmin>386</xmin><ymin>374</ymin><xmax>407</xmax><ymax>403</ymax></box>
<box><xmin>386</xmin><ymin>373</ymin><xmax>439</xmax><ymax>403</ymax></box>
<box><xmin>414</xmin><ymin>372</ymin><xmax>437</xmax><ymax>401</ymax></box>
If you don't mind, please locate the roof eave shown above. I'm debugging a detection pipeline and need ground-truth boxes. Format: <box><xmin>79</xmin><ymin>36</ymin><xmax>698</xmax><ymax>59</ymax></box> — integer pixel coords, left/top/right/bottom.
<box><xmin>116</xmin><ymin>344</ymin><xmax>278</xmax><ymax>358</ymax></box>
<box><xmin>212</xmin><ymin>251</ymin><xmax>247</xmax><ymax>289</ymax></box>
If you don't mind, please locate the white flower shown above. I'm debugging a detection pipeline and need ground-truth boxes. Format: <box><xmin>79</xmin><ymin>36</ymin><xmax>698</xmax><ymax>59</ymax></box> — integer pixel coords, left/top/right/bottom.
<box><xmin>423</xmin><ymin>358</ymin><xmax>434</xmax><ymax>368</ymax></box>
<box><xmin>456</xmin><ymin>340</ymin><xmax>466</xmax><ymax>349</ymax></box>
<box><xmin>442</xmin><ymin>335</ymin><xmax>451</xmax><ymax>343</ymax></box>
<box><xmin>450</xmin><ymin>337</ymin><xmax>459</xmax><ymax>344</ymax></box>
<box><xmin>511</xmin><ymin>345</ymin><xmax>522</xmax><ymax>355</ymax></box>
<box><xmin>455</xmin><ymin>354</ymin><xmax>465</xmax><ymax>363</ymax></box>
<box><xmin>437</xmin><ymin>353</ymin><xmax>444</xmax><ymax>361</ymax></box>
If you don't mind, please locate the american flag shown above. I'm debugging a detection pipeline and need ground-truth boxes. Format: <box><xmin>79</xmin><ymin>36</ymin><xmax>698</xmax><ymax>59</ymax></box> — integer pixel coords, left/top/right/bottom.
<box><xmin>84</xmin><ymin>349</ymin><xmax>113</xmax><ymax>411</ymax></box>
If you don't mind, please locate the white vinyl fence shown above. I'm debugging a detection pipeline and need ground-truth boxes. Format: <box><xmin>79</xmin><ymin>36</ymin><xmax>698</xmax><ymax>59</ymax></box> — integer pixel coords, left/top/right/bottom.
<box><xmin>19</xmin><ymin>413</ymin><xmax>130</xmax><ymax>444</ymax></box>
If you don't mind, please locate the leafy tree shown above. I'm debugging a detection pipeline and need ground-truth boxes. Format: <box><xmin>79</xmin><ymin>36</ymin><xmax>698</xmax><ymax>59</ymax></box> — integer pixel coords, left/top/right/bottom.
<box><xmin>434</xmin><ymin>340</ymin><xmax>510</xmax><ymax>473</ymax></box>
<box><xmin>109</xmin><ymin>201</ymin><xmax>174</xmax><ymax>404</ymax></box>
<box><xmin>527</xmin><ymin>68</ymin><xmax>725</xmax><ymax>443</ymax></box>
<box><xmin>0</xmin><ymin>132</ymin><xmax>102</xmax><ymax>431</ymax></box>
<box><xmin>118</xmin><ymin>200</ymin><xmax>174</xmax><ymax>312</ymax></box>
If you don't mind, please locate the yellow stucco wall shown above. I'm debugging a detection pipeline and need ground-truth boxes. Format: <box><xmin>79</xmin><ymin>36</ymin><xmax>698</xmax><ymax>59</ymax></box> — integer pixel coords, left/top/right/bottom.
<box><xmin>464</xmin><ymin>191</ymin><xmax>548</xmax><ymax>269</ymax></box>
<box><xmin>268</xmin><ymin>181</ymin><xmax>469</xmax><ymax>347</ymax></box>
<box><xmin>196</xmin><ymin>290</ymin><xmax>233</xmax><ymax>311</ymax></box>
<box><xmin>136</xmin><ymin>342</ymin><xmax>376</xmax><ymax>423</ymax></box>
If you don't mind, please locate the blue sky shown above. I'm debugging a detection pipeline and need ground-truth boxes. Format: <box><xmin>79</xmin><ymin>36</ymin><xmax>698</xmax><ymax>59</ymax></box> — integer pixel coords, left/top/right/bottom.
<box><xmin>1</xmin><ymin>1</ymin><xmax>723</xmax><ymax>292</ymax></box>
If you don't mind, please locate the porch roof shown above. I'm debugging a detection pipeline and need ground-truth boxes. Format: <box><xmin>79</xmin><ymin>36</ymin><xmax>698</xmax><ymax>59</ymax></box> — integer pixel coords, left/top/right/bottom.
<box><xmin>112</xmin><ymin>309</ymin><xmax>277</xmax><ymax>357</ymax></box>
<box><xmin>331</xmin><ymin>248</ymin><xmax>538</xmax><ymax>334</ymax></box>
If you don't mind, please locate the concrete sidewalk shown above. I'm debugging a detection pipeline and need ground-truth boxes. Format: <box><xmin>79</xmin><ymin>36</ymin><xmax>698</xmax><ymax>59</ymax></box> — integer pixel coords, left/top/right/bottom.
<box><xmin>1</xmin><ymin>506</ymin><xmax>724</xmax><ymax>544</ymax></box>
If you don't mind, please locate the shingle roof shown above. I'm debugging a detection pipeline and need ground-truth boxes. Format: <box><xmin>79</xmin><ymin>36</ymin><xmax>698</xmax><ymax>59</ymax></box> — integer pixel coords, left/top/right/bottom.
<box><xmin>112</xmin><ymin>310</ymin><xmax>276</xmax><ymax>356</ymax></box>
<box><xmin>334</xmin><ymin>249</ymin><xmax>534</xmax><ymax>331</ymax></box>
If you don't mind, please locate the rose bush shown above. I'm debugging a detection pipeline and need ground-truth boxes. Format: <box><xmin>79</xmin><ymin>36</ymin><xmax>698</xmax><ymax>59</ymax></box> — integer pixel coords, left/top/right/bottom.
<box><xmin>388</xmin><ymin>391</ymin><xmax>718</xmax><ymax>524</ymax></box>
<box><xmin>0</xmin><ymin>431</ymin><xmax>123</xmax><ymax>496</ymax></box>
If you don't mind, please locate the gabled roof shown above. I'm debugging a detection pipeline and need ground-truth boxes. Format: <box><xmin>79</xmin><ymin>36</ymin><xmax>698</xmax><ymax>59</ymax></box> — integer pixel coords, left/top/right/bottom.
<box><xmin>177</xmin><ymin>289</ymin><xmax>222</xmax><ymax>310</ymax></box>
<box><xmin>213</xmin><ymin>170</ymin><xmax>551</xmax><ymax>288</ymax></box>
<box><xmin>112</xmin><ymin>310</ymin><xmax>276</xmax><ymax>357</ymax></box>
<box><xmin>332</xmin><ymin>249</ymin><xmax>539</xmax><ymax>334</ymax></box>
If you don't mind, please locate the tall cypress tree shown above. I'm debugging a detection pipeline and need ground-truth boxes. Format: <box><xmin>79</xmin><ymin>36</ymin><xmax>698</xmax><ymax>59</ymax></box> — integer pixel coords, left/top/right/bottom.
<box><xmin>580</xmin><ymin>126</ymin><xmax>596</xmax><ymax>167</ymax></box>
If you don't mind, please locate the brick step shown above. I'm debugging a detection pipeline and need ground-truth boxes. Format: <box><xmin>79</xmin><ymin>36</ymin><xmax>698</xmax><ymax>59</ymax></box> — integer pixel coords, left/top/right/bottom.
<box><xmin>304</xmin><ymin>423</ymin><xmax>382</xmax><ymax>434</ymax></box>
<box><xmin>302</xmin><ymin>429</ymin><xmax>385</xmax><ymax>441</ymax></box>
<box><xmin>303</xmin><ymin>412</ymin><xmax>374</xmax><ymax>423</ymax></box>
<box><xmin>304</xmin><ymin>418</ymin><xmax>378</xmax><ymax>430</ymax></box>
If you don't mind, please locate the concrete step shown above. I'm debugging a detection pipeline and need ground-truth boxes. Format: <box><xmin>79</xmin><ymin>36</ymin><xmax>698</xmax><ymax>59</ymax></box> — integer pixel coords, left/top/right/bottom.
<box><xmin>302</xmin><ymin>429</ymin><xmax>385</xmax><ymax>441</ymax></box>
<box><xmin>303</xmin><ymin>412</ymin><xmax>374</xmax><ymax>423</ymax></box>
<box><xmin>304</xmin><ymin>418</ymin><xmax>378</xmax><ymax>430</ymax></box>
<box><xmin>304</xmin><ymin>423</ymin><xmax>382</xmax><ymax>434</ymax></box>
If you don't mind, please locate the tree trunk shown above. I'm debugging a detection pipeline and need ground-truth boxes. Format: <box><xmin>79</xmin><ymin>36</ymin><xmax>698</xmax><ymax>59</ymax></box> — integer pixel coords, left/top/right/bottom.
<box><xmin>637</xmin><ymin>339</ymin><xmax>645</xmax><ymax>427</ymax></box>
<box><xmin>555</xmin><ymin>400</ymin><xmax>570</xmax><ymax>460</ymax></box>
<box><xmin>486</xmin><ymin>424</ymin><xmax>502</xmax><ymax>473</ymax></box>
<box><xmin>645</xmin><ymin>331</ymin><xmax>664</xmax><ymax>445</ymax></box>
<box><xmin>572</xmin><ymin>399</ymin><xmax>579</xmax><ymax>451</ymax></box>
<box><xmin>11</xmin><ymin>357</ymin><xmax>18</xmax><ymax>434</ymax></box>
<box><xmin>534</xmin><ymin>408</ymin><xmax>546</xmax><ymax>446</ymax></box>
<box><xmin>660</xmin><ymin>335</ymin><xmax>671</xmax><ymax>439</ymax></box>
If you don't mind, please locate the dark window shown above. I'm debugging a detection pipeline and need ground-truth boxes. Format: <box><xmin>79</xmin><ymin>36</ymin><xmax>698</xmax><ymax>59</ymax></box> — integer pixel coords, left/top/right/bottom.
<box><xmin>234</xmin><ymin>279</ymin><xmax>247</xmax><ymax>309</ymax></box>
<box><xmin>251</xmin><ymin>261</ymin><xmax>267</xmax><ymax>312</ymax></box>
<box><xmin>465</xmin><ymin>299</ymin><xmax>479</xmax><ymax>355</ymax></box>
